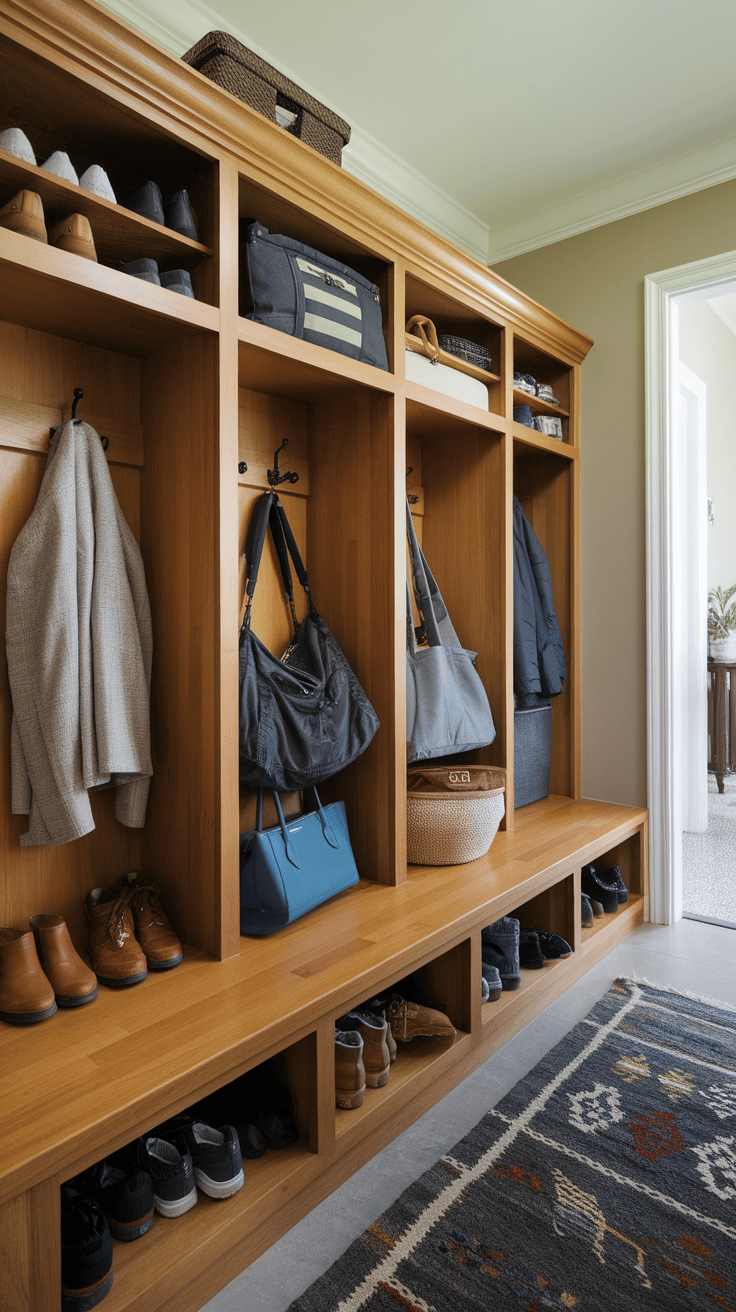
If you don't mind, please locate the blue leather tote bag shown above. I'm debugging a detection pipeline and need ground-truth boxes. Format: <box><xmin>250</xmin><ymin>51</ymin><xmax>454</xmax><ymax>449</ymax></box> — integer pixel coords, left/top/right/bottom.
<box><xmin>239</xmin><ymin>788</ymin><xmax>359</xmax><ymax>935</ymax></box>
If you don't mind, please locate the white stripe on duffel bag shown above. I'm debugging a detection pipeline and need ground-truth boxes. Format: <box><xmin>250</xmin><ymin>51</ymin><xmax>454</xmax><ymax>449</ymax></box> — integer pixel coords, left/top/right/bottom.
<box><xmin>304</xmin><ymin>283</ymin><xmax>362</xmax><ymax>319</ymax></box>
<box><xmin>296</xmin><ymin>257</ymin><xmax>358</xmax><ymax>296</ymax></box>
<box><xmin>303</xmin><ymin>313</ymin><xmax>362</xmax><ymax>347</ymax></box>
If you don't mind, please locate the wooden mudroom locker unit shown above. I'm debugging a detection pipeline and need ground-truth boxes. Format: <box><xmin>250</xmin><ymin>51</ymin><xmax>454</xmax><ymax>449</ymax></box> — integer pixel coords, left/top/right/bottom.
<box><xmin>0</xmin><ymin>2</ymin><xmax>648</xmax><ymax>1308</ymax></box>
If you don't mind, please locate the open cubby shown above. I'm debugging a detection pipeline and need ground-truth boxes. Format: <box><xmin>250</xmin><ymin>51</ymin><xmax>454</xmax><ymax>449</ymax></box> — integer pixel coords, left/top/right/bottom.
<box><xmin>405</xmin><ymin>272</ymin><xmax>504</xmax><ymax>415</ymax></box>
<box><xmin>0</xmin><ymin>7</ymin><xmax>647</xmax><ymax>1310</ymax></box>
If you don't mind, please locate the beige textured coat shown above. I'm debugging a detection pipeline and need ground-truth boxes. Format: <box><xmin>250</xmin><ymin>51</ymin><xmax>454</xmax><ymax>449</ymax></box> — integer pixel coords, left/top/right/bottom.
<box><xmin>6</xmin><ymin>419</ymin><xmax>152</xmax><ymax>846</ymax></box>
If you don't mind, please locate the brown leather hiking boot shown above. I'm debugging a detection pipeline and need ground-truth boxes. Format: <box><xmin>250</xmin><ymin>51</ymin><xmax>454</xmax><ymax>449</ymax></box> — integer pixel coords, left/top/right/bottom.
<box><xmin>48</xmin><ymin>212</ymin><xmax>97</xmax><ymax>260</ymax></box>
<box><xmin>364</xmin><ymin>996</ymin><xmax>397</xmax><ymax>1062</ymax></box>
<box><xmin>30</xmin><ymin>915</ymin><xmax>97</xmax><ymax>1007</ymax></box>
<box><xmin>384</xmin><ymin>993</ymin><xmax>455</xmax><ymax>1043</ymax></box>
<box><xmin>337</xmin><ymin>1011</ymin><xmax>391</xmax><ymax>1088</ymax></box>
<box><xmin>86</xmin><ymin>885</ymin><xmax>148</xmax><ymax>988</ymax></box>
<box><xmin>0</xmin><ymin>928</ymin><xmax>57</xmax><ymax>1023</ymax></box>
<box><xmin>119</xmin><ymin>872</ymin><xmax>183</xmax><ymax>971</ymax></box>
<box><xmin>0</xmin><ymin>189</ymin><xmax>47</xmax><ymax>242</ymax></box>
<box><xmin>335</xmin><ymin>1030</ymin><xmax>365</xmax><ymax>1109</ymax></box>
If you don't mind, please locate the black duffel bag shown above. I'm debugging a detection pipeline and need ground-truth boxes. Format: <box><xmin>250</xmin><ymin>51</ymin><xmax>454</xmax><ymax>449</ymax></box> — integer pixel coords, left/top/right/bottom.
<box><xmin>239</xmin><ymin>491</ymin><xmax>379</xmax><ymax>791</ymax></box>
<box><xmin>240</xmin><ymin>221</ymin><xmax>389</xmax><ymax>371</ymax></box>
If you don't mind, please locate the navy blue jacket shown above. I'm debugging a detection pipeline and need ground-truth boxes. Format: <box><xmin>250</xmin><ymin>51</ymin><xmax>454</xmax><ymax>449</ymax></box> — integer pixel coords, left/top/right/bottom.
<box><xmin>513</xmin><ymin>496</ymin><xmax>566</xmax><ymax>705</ymax></box>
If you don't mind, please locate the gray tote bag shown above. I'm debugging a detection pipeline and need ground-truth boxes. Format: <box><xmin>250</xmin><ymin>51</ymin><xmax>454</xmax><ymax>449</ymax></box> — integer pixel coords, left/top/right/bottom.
<box><xmin>406</xmin><ymin>502</ymin><xmax>496</xmax><ymax>763</ymax></box>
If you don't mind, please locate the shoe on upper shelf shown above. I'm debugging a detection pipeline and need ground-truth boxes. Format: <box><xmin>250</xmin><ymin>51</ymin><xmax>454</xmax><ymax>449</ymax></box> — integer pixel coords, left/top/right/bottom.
<box><xmin>40</xmin><ymin>150</ymin><xmax>79</xmax><ymax>185</ymax></box>
<box><xmin>79</xmin><ymin>164</ymin><xmax>116</xmax><ymax>203</ymax></box>
<box><xmin>49</xmin><ymin>212</ymin><xmax>97</xmax><ymax>261</ymax></box>
<box><xmin>0</xmin><ymin>126</ymin><xmax>36</xmax><ymax>164</ymax></box>
<box><xmin>0</xmin><ymin>189</ymin><xmax>47</xmax><ymax>242</ymax></box>
<box><xmin>121</xmin><ymin>256</ymin><xmax>161</xmax><ymax>284</ymax></box>
<box><xmin>0</xmin><ymin>927</ymin><xmax>57</xmax><ymax>1023</ymax></box>
<box><xmin>481</xmin><ymin>916</ymin><xmax>521</xmax><ymax>991</ymax></box>
<box><xmin>70</xmin><ymin>1155</ymin><xmax>154</xmax><ymax>1243</ymax></box>
<box><xmin>160</xmin><ymin>268</ymin><xmax>194</xmax><ymax>297</ymax></box>
<box><xmin>513</xmin><ymin>371</ymin><xmax>537</xmax><ymax>396</ymax></box>
<box><xmin>29</xmin><ymin>914</ymin><xmax>97</xmax><ymax>1007</ymax></box>
<box><xmin>382</xmin><ymin>993</ymin><xmax>455</xmax><ymax>1043</ymax></box>
<box><xmin>164</xmin><ymin>188</ymin><xmax>198</xmax><ymax>241</ymax></box>
<box><xmin>60</xmin><ymin>1186</ymin><xmax>114</xmax><ymax>1312</ymax></box>
<box><xmin>536</xmin><ymin>382</ymin><xmax>560</xmax><ymax>405</ymax></box>
<box><xmin>124</xmin><ymin>181</ymin><xmax>199</xmax><ymax>241</ymax></box>
<box><xmin>513</xmin><ymin>404</ymin><xmax>535</xmax><ymax>428</ymax></box>
<box><xmin>336</xmin><ymin>1010</ymin><xmax>391</xmax><ymax>1088</ymax></box>
<box><xmin>134</xmin><ymin>1135</ymin><xmax>197</xmax><ymax>1218</ymax></box>
<box><xmin>335</xmin><ymin>1028</ymin><xmax>365</xmax><ymax>1109</ymax></box>
<box><xmin>152</xmin><ymin>1114</ymin><xmax>244</xmax><ymax>1200</ymax></box>
<box><xmin>581</xmin><ymin>864</ymin><xmax>620</xmax><ymax>914</ymax></box>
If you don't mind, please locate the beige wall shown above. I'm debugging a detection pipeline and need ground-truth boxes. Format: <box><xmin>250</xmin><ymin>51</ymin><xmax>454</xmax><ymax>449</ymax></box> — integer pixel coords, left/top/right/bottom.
<box><xmin>496</xmin><ymin>179</ymin><xmax>736</xmax><ymax>807</ymax></box>
<box><xmin>679</xmin><ymin>299</ymin><xmax>736</xmax><ymax>592</ymax></box>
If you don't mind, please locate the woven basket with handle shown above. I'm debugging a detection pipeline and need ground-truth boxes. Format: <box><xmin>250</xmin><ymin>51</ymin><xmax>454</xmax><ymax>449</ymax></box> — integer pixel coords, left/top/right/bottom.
<box><xmin>407</xmin><ymin>765</ymin><xmax>506</xmax><ymax>866</ymax></box>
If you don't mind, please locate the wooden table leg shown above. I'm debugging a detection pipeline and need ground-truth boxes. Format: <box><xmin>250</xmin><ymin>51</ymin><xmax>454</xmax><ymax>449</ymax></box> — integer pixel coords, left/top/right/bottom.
<box><xmin>712</xmin><ymin>666</ymin><xmax>727</xmax><ymax>792</ymax></box>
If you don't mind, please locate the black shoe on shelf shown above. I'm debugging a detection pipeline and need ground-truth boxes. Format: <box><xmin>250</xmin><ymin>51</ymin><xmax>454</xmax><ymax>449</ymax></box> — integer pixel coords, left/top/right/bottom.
<box><xmin>160</xmin><ymin>268</ymin><xmax>194</xmax><ymax>298</ymax></box>
<box><xmin>71</xmin><ymin>1156</ymin><xmax>153</xmax><ymax>1243</ymax></box>
<box><xmin>60</xmin><ymin>1186</ymin><xmax>114</xmax><ymax>1312</ymax></box>
<box><xmin>154</xmin><ymin>1113</ymin><xmax>244</xmax><ymax>1199</ymax></box>
<box><xmin>518</xmin><ymin>927</ymin><xmax>545</xmax><ymax>969</ymax></box>
<box><xmin>135</xmin><ymin>1136</ymin><xmax>197</xmax><ymax>1218</ymax></box>
<box><xmin>581</xmin><ymin>864</ymin><xmax>620</xmax><ymax>914</ymax></box>
<box><xmin>121</xmin><ymin>256</ymin><xmax>161</xmax><ymax>285</ymax></box>
<box><xmin>605</xmin><ymin>865</ymin><xmax>629</xmax><ymax>904</ymax></box>
<box><xmin>535</xmin><ymin>929</ymin><xmax>572</xmax><ymax>959</ymax></box>
<box><xmin>581</xmin><ymin>892</ymin><xmax>594</xmax><ymax>927</ymax></box>
<box><xmin>164</xmin><ymin>189</ymin><xmax>198</xmax><ymax>241</ymax></box>
<box><xmin>124</xmin><ymin>180</ymin><xmax>165</xmax><ymax>225</ymax></box>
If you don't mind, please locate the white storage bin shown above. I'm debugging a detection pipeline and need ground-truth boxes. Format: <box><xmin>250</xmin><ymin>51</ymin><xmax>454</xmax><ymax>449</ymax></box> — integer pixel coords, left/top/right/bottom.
<box><xmin>405</xmin><ymin>348</ymin><xmax>489</xmax><ymax>410</ymax></box>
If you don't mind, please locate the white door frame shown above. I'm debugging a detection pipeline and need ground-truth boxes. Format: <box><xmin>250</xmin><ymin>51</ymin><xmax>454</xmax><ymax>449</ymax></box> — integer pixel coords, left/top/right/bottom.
<box><xmin>645</xmin><ymin>249</ymin><xmax>736</xmax><ymax>923</ymax></box>
<box><xmin>676</xmin><ymin>362</ymin><xmax>708</xmax><ymax>844</ymax></box>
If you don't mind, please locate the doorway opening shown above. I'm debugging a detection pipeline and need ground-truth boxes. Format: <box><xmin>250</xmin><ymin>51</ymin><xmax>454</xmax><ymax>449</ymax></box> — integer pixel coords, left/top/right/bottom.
<box><xmin>646</xmin><ymin>253</ymin><xmax>736</xmax><ymax>929</ymax></box>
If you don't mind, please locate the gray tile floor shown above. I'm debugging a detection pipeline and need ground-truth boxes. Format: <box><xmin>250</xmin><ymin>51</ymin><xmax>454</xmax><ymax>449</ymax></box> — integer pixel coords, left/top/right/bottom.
<box><xmin>202</xmin><ymin>919</ymin><xmax>736</xmax><ymax>1311</ymax></box>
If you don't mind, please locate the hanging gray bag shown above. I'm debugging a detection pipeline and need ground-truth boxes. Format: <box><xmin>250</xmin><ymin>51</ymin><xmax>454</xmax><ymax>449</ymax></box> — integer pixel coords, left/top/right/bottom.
<box><xmin>406</xmin><ymin>501</ymin><xmax>496</xmax><ymax>763</ymax></box>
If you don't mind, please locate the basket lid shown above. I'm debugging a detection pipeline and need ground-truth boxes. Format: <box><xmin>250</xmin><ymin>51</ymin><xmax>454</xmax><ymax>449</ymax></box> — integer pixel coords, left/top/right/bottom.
<box><xmin>407</xmin><ymin>765</ymin><xmax>506</xmax><ymax>795</ymax></box>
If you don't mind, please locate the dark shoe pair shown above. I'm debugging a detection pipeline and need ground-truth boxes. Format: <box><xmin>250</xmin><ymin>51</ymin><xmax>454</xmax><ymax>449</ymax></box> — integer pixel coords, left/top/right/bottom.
<box><xmin>481</xmin><ymin>962</ymin><xmax>502</xmax><ymax>1002</ymax></box>
<box><xmin>581</xmin><ymin>864</ymin><xmax>628</xmax><ymax>914</ymax></box>
<box><xmin>70</xmin><ymin>1156</ymin><xmax>153</xmax><ymax>1243</ymax></box>
<box><xmin>61</xmin><ymin>1186</ymin><xmax>114</xmax><ymax>1310</ymax></box>
<box><xmin>519</xmin><ymin>927</ymin><xmax>572</xmax><ymax>969</ymax></box>
<box><xmin>482</xmin><ymin>916</ymin><xmax>521</xmax><ymax>990</ymax></box>
<box><xmin>146</xmin><ymin>1114</ymin><xmax>244</xmax><ymax>1202</ymax></box>
<box><xmin>121</xmin><ymin>257</ymin><xmax>194</xmax><ymax>297</ymax></box>
<box><xmin>124</xmin><ymin>181</ymin><xmax>198</xmax><ymax>241</ymax></box>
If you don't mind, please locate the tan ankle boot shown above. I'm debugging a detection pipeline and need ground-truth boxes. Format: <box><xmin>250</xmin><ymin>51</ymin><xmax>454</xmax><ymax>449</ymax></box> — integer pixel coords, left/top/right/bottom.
<box><xmin>30</xmin><ymin>915</ymin><xmax>97</xmax><ymax>1007</ymax></box>
<box><xmin>86</xmin><ymin>886</ymin><xmax>148</xmax><ymax>988</ymax></box>
<box><xmin>48</xmin><ymin>212</ymin><xmax>97</xmax><ymax>260</ymax></box>
<box><xmin>0</xmin><ymin>929</ymin><xmax>57</xmax><ymax>1023</ymax></box>
<box><xmin>0</xmin><ymin>189</ymin><xmax>47</xmax><ymax>242</ymax></box>
<box><xmin>338</xmin><ymin>1011</ymin><xmax>390</xmax><ymax>1087</ymax></box>
<box><xmin>117</xmin><ymin>872</ymin><xmax>183</xmax><ymax>971</ymax></box>
<box><xmin>335</xmin><ymin>1030</ymin><xmax>365</xmax><ymax>1109</ymax></box>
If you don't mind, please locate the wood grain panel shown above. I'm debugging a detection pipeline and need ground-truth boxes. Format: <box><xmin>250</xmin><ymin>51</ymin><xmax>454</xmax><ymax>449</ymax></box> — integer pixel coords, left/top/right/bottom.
<box><xmin>0</xmin><ymin>1178</ymin><xmax>59</xmax><ymax>1312</ymax></box>
<box><xmin>307</xmin><ymin>390</ymin><xmax>399</xmax><ymax>883</ymax></box>
<box><xmin>139</xmin><ymin>334</ymin><xmax>220</xmax><ymax>957</ymax></box>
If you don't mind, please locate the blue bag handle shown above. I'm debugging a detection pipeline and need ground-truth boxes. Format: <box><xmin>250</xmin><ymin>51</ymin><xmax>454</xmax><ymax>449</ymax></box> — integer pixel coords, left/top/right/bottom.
<box><xmin>256</xmin><ymin>787</ymin><xmax>339</xmax><ymax>858</ymax></box>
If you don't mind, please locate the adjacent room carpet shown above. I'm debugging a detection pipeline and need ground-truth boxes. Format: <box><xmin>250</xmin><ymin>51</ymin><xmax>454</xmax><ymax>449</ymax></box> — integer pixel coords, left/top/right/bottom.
<box><xmin>288</xmin><ymin>979</ymin><xmax>736</xmax><ymax>1311</ymax></box>
<box><xmin>683</xmin><ymin>773</ymin><xmax>736</xmax><ymax>925</ymax></box>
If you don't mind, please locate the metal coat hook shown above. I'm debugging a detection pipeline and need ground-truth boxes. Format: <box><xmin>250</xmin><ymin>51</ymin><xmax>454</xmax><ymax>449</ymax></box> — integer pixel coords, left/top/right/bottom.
<box><xmin>406</xmin><ymin>466</ymin><xmax>419</xmax><ymax>506</ymax></box>
<box><xmin>50</xmin><ymin>388</ymin><xmax>108</xmax><ymax>449</ymax></box>
<box><xmin>267</xmin><ymin>438</ymin><xmax>299</xmax><ymax>488</ymax></box>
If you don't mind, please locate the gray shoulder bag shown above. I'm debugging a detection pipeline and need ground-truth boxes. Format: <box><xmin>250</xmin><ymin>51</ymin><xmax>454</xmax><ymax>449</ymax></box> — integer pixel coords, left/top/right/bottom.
<box><xmin>406</xmin><ymin>501</ymin><xmax>496</xmax><ymax>763</ymax></box>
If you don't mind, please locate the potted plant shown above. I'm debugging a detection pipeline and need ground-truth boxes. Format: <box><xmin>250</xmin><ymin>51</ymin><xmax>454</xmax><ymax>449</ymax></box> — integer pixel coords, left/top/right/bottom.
<box><xmin>708</xmin><ymin>584</ymin><xmax>736</xmax><ymax>661</ymax></box>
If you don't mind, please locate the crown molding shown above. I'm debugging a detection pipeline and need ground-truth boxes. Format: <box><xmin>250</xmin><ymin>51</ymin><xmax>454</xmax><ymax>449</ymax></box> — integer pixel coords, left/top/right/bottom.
<box><xmin>99</xmin><ymin>0</ymin><xmax>490</xmax><ymax>263</ymax></box>
<box><xmin>488</xmin><ymin>137</ymin><xmax>736</xmax><ymax>265</ymax></box>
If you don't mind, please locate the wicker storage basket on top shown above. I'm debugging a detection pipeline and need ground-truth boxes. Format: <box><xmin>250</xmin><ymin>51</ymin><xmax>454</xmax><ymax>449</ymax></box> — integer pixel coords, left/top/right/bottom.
<box><xmin>437</xmin><ymin>334</ymin><xmax>493</xmax><ymax>373</ymax></box>
<box><xmin>407</xmin><ymin>766</ymin><xmax>506</xmax><ymax>866</ymax></box>
<box><xmin>182</xmin><ymin>32</ymin><xmax>351</xmax><ymax>165</ymax></box>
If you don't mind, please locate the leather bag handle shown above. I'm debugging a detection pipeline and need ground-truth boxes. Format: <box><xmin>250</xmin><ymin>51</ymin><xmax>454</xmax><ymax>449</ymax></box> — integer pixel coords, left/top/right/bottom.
<box><xmin>405</xmin><ymin>314</ymin><xmax>440</xmax><ymax>362</ymax></box>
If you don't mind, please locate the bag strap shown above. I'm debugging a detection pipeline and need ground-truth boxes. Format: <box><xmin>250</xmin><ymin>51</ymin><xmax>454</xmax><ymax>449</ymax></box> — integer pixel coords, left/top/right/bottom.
<box><xmin>240</xmin><ymin>491</ymin><xmax>277</xmax><ymax>630</ymax></box>
<box><xmin>302</xmin><ymin>786</ymin><xmax>339</xmax><ymax>849</ymax></box>
<box><xmin>268</xmin><ymin>497</ymin><xmax>316</xmax><ymax>637</ymax></box>
<box><xmin>406</xmin><ymin>499</ymin><xmax>443</xmax><ymax>649</ymax></box>
<box><xmin>406</xmin><ymin>315</ymin><xmax>440</xmax><ymax>362</ymax></box>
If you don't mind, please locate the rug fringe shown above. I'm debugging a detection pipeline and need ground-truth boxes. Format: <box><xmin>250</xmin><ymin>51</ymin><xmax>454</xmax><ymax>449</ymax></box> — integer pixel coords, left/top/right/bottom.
<box><xmin>618</xmin><ymin>974</ymin><xmax>736</xmax><ymax>1014</ymax></box>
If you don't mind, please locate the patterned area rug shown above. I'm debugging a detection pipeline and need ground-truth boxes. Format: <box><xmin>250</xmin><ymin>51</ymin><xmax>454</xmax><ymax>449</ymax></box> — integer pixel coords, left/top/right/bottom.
<box><xmin>289</xmin><ymin>980</ymin><xmax>736</xmax><ymax>1311</ymax></box>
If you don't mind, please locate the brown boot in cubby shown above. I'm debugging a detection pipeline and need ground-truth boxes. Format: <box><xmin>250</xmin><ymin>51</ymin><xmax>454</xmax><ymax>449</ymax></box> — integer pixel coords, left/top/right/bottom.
<box><xmin>335</xmin><ymin>1029</ymin><xmax>365</xmax><ymax>1109</ymax></box>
